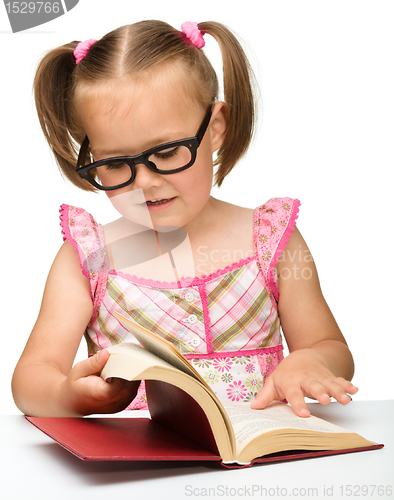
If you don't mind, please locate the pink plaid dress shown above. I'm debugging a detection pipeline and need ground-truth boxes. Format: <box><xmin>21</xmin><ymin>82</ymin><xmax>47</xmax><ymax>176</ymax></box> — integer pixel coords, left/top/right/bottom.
<box><xmin>60</xmin><ymin>197</ymin><xmax>300</xmax><ymax>408</ymax></box>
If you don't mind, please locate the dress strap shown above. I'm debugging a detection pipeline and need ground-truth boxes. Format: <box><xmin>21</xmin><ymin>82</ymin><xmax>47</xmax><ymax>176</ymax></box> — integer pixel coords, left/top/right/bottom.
<box><xmin>59</xmin><ymin>204</ymin><xmax>109</xmax><ymax>325</ymax></box>
<box><xmin>254</xmin><ymin>197</ymin><xmax>300</xmax><ymax>305</ymax></box>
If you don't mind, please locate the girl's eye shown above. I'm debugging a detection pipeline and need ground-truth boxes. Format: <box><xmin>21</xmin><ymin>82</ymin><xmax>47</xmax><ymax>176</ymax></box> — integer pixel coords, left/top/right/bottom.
<box><xmin>104</xmin><ymin>161</ymin><xmax>128</xmax><ymax>170</ymax></box>
<box><xmin>154</xmin><ymin>147</ymin><xmax>179</xmax><ymax>160</ymax></box>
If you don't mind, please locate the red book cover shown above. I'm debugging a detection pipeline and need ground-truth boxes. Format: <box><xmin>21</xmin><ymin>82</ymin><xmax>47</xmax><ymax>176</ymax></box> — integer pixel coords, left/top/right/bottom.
<box><xmin>25</xmin><ymin>381</ymin><xmax>383</xmax><ymax>468</ymax></box>
<box><xmin>25</xmin><ymin>415</ymin><xmax>383</xmax><ymax>468</ymax></box>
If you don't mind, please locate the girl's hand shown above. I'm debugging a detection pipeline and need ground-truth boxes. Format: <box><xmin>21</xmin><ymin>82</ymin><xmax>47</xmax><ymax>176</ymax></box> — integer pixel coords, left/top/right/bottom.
<box><xmin>59</xmin><ymin>350</ymin><xmax>139</xmax><ymax>416</ymax></box>
<box><xmin>250</xmin><ymin>348</ymin><xmax>359</xmax><ymax>417</ymax></box>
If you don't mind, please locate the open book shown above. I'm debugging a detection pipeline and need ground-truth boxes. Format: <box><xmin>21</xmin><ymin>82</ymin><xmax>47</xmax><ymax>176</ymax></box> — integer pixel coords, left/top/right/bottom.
<box><xmin>93</xmin><ymin>311</ymin><xmax>380</xmax><ymax>466</ymax></box>
<box><xmin>25</xmin><ymin>312</ymin><xmax>382</xmax><ymax>467</ymax></box>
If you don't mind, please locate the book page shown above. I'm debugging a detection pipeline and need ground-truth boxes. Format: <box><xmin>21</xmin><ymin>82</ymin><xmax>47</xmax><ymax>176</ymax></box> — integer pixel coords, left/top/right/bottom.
<box><xmin>112</xmin><ymin>312</ymin><xmax>202</xmax><ymax>381</ymax></box>
<box><xmin>223</xmin><ymin>401</ymin><xmax>349</xmax><ymax>453</ymax></box>
<box><xmin>102</xmin><ymin>343</ymin><xmax>179</xmax><ymax>381</ymax></box>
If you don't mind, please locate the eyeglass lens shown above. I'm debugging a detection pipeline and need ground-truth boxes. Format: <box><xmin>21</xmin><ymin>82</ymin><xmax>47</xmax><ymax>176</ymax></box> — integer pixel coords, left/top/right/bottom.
<box><xmin>94</xmin><ymin>145</ymin><xmax>193</xmax><ymax>188</ymax></box>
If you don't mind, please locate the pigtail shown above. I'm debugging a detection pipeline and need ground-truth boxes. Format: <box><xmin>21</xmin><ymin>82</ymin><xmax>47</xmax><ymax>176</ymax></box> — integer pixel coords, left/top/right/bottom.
<box><xmin>198</xmin><ymin>22</ymin><xmax>257</xmax><ymax>187</ymax></box>
<box><xmin>33</xmin><ymin>42</ymin><xmax>94</xmax><ymax>191</ymax></box>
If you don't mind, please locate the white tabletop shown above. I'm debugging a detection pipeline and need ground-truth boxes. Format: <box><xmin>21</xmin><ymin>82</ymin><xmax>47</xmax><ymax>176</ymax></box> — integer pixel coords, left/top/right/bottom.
<box><xmin>1</xmin><ymin>401</ymin><xmax>393</xmax><ymax>500</ymax></box>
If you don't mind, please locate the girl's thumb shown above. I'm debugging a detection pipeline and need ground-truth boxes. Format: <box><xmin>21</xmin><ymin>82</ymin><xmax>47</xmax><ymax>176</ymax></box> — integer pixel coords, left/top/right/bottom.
<box><xmin>71</xmin><ymin>349</ymin><xmax>110</xmax><ymax>380</ymax></box>
<box><xmin>92</xmin><ymin>349</ymin><xmax>110</xmax><ymax>369</ymax></box>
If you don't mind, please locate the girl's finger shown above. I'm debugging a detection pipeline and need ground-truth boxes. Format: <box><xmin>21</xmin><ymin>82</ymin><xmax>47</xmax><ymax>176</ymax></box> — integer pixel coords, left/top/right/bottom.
<box><xmin>283</xmin><ymin>386</ymin><xmax>310</xmax><ymax>417</ymax></box>
<box><xmin>92</xmin><ymin>377</ymin><xmax>139</xmax><ymax>402</ymax></box>
<box><xmin>250</xmin><ymin>379</ymin><xmax>277</xmax><ymax>409</ymax></box>
<box><xmin>332</xmin><ymin>377</ymin><xmax>359</xmax><ymax>395</ymax></box>
<box><xmin>300</xmin><ymin>378</ymin><xmax>332</xmax><ymax>405</ymax></box>
<box><xmin>82</xmin><ymin>374</ymin><xmax>113</xmax><ymax>401</ymax></box>
<box><xmin>319</xmin><ymin>378</ymin><xmax>353</xmax><ymax>405</ymax></box>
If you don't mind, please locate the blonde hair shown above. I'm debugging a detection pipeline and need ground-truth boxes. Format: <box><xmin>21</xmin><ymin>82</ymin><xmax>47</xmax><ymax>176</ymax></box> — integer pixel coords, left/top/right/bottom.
<box><xmin>34</xmin><ymin>20</ymin><xmax>257</xmax><ymax>191</ymax></box>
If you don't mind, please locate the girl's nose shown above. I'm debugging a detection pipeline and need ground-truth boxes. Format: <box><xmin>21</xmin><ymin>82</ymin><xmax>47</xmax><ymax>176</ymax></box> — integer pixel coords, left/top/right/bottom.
<box><xmin>132</xmin><ymin>162</ymin><xmax>164</xmax><ymax>190</ymax></box>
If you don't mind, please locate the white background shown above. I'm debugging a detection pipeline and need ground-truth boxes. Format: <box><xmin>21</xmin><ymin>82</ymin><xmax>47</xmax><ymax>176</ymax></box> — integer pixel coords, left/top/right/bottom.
<box><xmin>1</xmin><ymin>1</ymin><xmax>393</xmax><ymax>415</ymax></box>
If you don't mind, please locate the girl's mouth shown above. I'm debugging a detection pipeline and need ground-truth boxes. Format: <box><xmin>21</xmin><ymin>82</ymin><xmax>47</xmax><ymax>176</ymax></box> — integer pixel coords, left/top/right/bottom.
<box><xmin>145</xmin><ymin>197</ymin><xmax>177</xmax><ymax>211</ymax></box>
<box><xmin>146</xmin><ymin>198</ymin><xmax>173</xmax><ymax>205</ymax></box>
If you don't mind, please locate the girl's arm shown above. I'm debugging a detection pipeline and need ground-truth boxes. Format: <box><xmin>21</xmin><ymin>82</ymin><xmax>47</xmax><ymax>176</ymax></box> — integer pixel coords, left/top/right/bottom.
<box><xmin>11</xmin><ymin>241</ymin><xmax>138</xmax><ymax>417</ymax></box>
<box><xmin>251</xmin><ymin>227</ymin><xmax>358</xmax><ymax>417</ymax></box>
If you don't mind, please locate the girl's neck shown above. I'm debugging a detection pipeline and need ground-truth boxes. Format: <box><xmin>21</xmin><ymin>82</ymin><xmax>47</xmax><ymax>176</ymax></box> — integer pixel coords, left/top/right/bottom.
<box><xmin>181</xmin><ymin>196</ymin><xmax>224</xmax><ymax>239</ymax></box>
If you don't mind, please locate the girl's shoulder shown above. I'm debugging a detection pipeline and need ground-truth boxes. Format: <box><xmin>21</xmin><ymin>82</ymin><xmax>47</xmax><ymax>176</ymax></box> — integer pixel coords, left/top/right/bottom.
<box><xmin>59</xmin><ymin>204</ymin><xmax>108</xmax><ymax>323</ymax></box>
<box><xmin>255</xmin><ymin>197</ymin><xmax>300</xmax><ymax>220</ymax></box>
<box><xmin>253</xmin><ymin>197</ymin><xmax>301</xmax><ymax>303</ymax></box>
<box><xmin>217</xmin><ymin>196</ymin><xmax>300</xmax><ymax>219</ymax></box>
<box><xmin>59</xmin><ymin>204</ymin><xmax>105</xmax><ymax>256</ymax></box>
<box><xmin>59</xmin><ymin>204</ymin><xmax>101</xmax><ymax>235</ymax></box>
<box><xmin>254</xmin><ymin>197</ymin><xmax>301</xmax><ymax>245</ymax></box>
<box><xmin>208</xmin><ymin>196</ymin><xmax>300</xmax><ymax>278</ymax></box>
<box><xmin>217</xmin><ymin>196</ymin><xmax>300</xmax><ymax>235</ymax></box>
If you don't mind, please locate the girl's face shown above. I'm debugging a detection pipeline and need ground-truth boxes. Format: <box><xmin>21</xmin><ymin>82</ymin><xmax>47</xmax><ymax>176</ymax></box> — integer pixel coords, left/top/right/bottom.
<box><xmin>79</xmin><ymin>69</ymin><xmax>226</xmax><ymax>233</ymax></box>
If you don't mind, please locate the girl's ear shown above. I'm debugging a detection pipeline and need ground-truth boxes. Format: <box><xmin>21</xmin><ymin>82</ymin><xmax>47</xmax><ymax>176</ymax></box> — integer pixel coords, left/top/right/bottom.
<box><xmin>210</xmin><ymin>101</ymin><xmax>227</xmax><ymax>153</ymax></box>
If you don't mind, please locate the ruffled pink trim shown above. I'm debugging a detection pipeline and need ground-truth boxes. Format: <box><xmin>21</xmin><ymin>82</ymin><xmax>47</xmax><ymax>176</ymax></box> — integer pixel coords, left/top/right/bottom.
<box><xmin>269</xmin><ymin>199</ymin><xmax>300</xmax><ymax>302</ymax></box>
<box><xmin>253</xmin><ymin>199</ymin><xmax>301</xmax><ymax>305</ymax></box>
<box><xmin>90</xmin><ymin>222</ymin><xmax>109</xmax><ymax>327</ymax></box>
<box><xmin>198</xmin><ymin>283</ymin><xmax>213</xmax><ymax>353</ymax></box>
<box><xmin>59</xmin><ymin>204</ymin><xmax>91</xmax><ymax>286</ymax></box>
<box><xmin>59</xmin><ymin>204</ymin><xmax>109</xmax><ymax>327</ymax></box>
<box><xmin>109</xmin><ymin>255</ymin><xmax>256</xmax><ymax>289</ymax></box>
<box><xmin>184</xmin><ymin>345</ymin><xmax>283</xmax><ymax>359</ymax></box>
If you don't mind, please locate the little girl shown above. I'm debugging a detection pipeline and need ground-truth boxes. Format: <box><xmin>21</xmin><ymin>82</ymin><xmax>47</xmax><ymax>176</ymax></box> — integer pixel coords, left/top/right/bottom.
<box><xmin>12</xmin><ymin>20</ymin><xmax>358</xmax><ymax>418</ymax></box>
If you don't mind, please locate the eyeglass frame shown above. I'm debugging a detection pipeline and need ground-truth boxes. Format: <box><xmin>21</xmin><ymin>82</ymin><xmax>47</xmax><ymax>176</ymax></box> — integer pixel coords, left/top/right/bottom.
<box><xmin>76</xmin><ymin>105</ymin><xmax>213</xmax><ymax>191</ymax></box>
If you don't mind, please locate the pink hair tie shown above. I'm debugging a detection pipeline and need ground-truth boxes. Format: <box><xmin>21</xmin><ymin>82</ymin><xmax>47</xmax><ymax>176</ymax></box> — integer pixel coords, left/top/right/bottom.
<box><xmin>181</xmin><ymin>22</ymin><xmax>205</xmax><ymax>49</ymax></box>
<box><xmin>74</xmin><ymin>38</ymin><xmax>97</xmax><ymax>64</ymax></box>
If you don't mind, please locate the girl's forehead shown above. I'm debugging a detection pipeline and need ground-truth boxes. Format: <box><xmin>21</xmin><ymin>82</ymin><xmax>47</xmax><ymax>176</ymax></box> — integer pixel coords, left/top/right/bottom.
<box><xmin>78</xmin><ymin>66</ymin><xmax>202</xmax><ymax>125</ymax></box>
<box><xmin>81</xmin><ymin>86</ymin><xmax>197</xmax><ymax>134</ymax></box>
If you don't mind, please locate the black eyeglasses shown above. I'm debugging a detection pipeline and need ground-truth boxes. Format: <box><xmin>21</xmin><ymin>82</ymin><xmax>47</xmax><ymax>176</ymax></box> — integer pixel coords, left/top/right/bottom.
<box><xmin>76</xmin><ymin>106</ymin><xmax>213</xmax><ymax>190</ymax></box>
